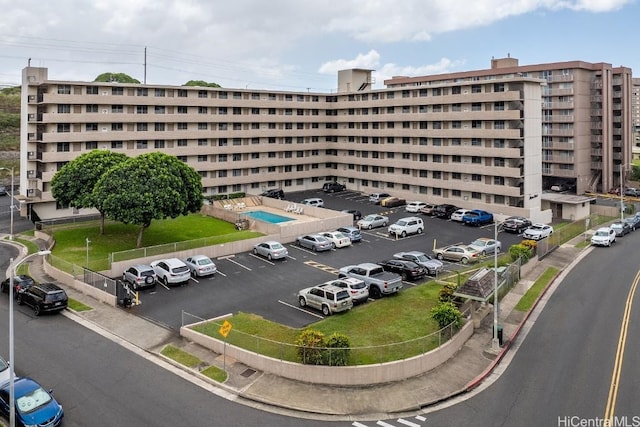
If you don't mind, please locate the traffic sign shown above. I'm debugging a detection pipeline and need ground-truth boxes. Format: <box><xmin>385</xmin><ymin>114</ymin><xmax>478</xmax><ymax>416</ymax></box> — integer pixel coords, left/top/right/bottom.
<box><xmin>219</xmin><ymin>320</ymin><xmax>232</xmax><ymax>338</ymax></box>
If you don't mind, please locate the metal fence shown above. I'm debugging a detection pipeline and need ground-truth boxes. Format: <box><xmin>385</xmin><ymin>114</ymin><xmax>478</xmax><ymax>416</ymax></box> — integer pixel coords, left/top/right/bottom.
<box><xmin>185</xmin><ymin>305</ymin><xmax>472</xmax><ymax>366</ymax></box>
<box><xmin>48</xmin><ymin>254</ymin><xmax>117</xmax><ymax>296</ymax></box>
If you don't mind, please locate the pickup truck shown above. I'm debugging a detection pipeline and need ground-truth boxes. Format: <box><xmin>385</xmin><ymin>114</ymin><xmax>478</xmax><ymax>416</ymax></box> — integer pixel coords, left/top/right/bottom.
<box><xmin>462</xmin><ymin>209</ymin><xmax>494</xmax><ymax>226</ymax></box>
<box><xmin>338</xmin><ymin>262</ymin><xmax>402</xmax><ymax>299</ymax></box>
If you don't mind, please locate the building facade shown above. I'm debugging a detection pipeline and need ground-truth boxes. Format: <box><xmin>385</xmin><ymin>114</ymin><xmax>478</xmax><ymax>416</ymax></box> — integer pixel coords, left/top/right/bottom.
<box><xmin>21</xmin><ymin>64</ymin><xmax>552</xmax><ymax>222</ymax></box>
<box><xmin>386</xmin><ymin>56</ymin><xmax>634</xmax><ymax>194</ymax></box>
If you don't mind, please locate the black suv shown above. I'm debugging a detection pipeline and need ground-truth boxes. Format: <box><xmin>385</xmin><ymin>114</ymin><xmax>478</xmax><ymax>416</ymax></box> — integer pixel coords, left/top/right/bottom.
<box><xmin>1</xmin><ymin>275</ymin><xmax>35</xmax><ymax>298</ymax></box>
<box><xmin>17</xmin><ymin>282</ymin><xmax>68</xmax><ymax>316</ymax></box>
<box><xmin>432</xmin><ymin>204</ymin><xmax>458</xmax><ymax>219</ymax></box>
<box><xmin>322</xmin><ymin>182</ymin><xmax>346</xmax><ymax>193</ymax></box>
<box><xmin>261</xmin><ymin>188</ymin><xmax>285</xmax><ymax>199</ymax></box>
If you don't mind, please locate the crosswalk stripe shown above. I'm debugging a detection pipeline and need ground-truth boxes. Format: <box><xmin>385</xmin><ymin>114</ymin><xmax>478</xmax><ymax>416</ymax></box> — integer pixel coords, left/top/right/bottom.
<box><xmin>397</xmin><ymin>418</ymin><xmax>421</xmax><ymax>427</ymax></box>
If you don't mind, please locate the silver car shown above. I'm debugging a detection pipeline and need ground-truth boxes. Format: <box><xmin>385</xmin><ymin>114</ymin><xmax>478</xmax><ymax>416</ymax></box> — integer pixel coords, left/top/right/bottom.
<box><xmin>298</xmin><ymin>283</ymin><xmax>354</xmax><ymax>316</ymax></box>
<box><xmin>357</xmin><ymin>214</ymin><xmax>389</xmax><ymax>230</ymax></box>
<box><xmin>296</xmin><ymin>234</ymin><xmax>332</xmax><ymax>252</ymax></box>
<box><xmin>0</xmin><ymin>355</ymin><xmax>9</xmax><ymax>386</ymax></box>
<box><xmin>184</xmin><ymin>255</ymin><xmax>217</xmax><ymax>277</ymax></box>
<box><xmin>253</xmin><ymin>241</ymin><xmax>289</xmax><ymax>260</ymax></box>
<box><xmin>393</xmin><ymin>251</ymin><xmax>443</xmax><ymax>276</ymax></box>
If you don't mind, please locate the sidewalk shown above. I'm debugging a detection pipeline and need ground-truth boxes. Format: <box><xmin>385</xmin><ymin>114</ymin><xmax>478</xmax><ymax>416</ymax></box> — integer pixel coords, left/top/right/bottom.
<box><xmin>12</xmin><ymin>236</ymin><xmax>587</xmax><ymax>419</ymax></box>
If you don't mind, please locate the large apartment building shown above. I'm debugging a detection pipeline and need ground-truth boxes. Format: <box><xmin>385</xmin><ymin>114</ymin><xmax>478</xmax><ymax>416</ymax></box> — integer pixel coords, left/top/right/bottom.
<box><xmin>386</xmin><ymin>56</ymin><xmax>634</xmax><ymax>195</ymax></box>
<box><xmin>20</xmin><ymin>61</ymin><xmax>562</xmax><ymax>222</ymax></box>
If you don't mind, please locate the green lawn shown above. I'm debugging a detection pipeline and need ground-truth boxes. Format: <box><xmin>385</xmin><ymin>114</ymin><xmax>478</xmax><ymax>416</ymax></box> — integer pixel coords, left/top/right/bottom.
<box><xmin>514</xmin><ymin>267</ymin><xmax>559</xmax><ymax>312</ymax></box>
<box><xmin>48</xmin><ymin>214</ymin><xmax>263</xmax><ymax>270</ymax></box>
<box><xmin>193</xmin><ymin>281</ymin><xmax>447</xmax><ymax>365</ymax></box>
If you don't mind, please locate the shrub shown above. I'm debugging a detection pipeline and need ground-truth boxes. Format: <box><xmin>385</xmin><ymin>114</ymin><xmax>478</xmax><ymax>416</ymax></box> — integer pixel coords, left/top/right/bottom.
<box><xmin>296</xmin><ymin>329</ymin><xmax>325</xmax><ymax>365</ymax></box>
<box><xmin>430</xmin><ymin>301</ymin><xmax>462</xmax><ymax>330</ymax></box>
<box><xmin>438</xmin><ymin>282</ymin><xmax>458</xmax><ymax>303</ymax></box>
<box><xmin>509</xmin><ymin>243</ymin><xmax>532</xmax><ymax>263</ymax></box>
<box><xmin>324</xmin><ymin>333</ymin><xmax>350</xmax><ymax>366</ymax></box>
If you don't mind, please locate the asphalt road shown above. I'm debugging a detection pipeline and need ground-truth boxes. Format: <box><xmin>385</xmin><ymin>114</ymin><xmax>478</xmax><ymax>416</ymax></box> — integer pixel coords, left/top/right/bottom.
<box><xmin>130</xmin><ymin>189</ymin><xmax>523</xmax><ymax>330</ymax></box>
<box><xmin>424</xmin><ymin>223</ymin><xmax>640</xmax><ymax>426</ymax></box>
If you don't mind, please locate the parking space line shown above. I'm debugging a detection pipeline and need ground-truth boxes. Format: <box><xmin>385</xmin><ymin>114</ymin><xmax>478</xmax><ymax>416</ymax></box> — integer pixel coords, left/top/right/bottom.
<box><xmin>216</xmin><ymin>271</ymin><xmax>227</xmax><ymax>277</ymax></box>
<box><xmin>278</xmin><ymin>300</ymin><xmax>324</xmax><ymax>319</ymax></box>
<box><xmin>249</xmin><ymin>253</ymin><xmax>275</xmax><ymax>265</ymax></box>
<box><xmin>158</xmin><ymin>281</ymin><xmax>170</xmax><ymax>291</ymax></box>
<box><xmin>303</xmin><ymin>260</ymin><xmax>339</xmax><ymax>275</ymax></box>
<box><xmin>220</xmin><ymin>256</ymin><xmax>252</xmax><ymax>271</ymax></box>
<box><xmin>289</xmin><ymin>245</ymin><xmax>317</xmax><ymax>255</ymax></box>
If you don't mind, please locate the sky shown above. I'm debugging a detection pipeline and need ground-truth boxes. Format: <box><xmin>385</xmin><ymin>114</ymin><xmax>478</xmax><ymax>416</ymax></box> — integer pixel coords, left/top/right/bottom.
<box><xmin>0</xmin><ymin>0</ymin><xmax>638</xmax><ymax>92</ymax></box>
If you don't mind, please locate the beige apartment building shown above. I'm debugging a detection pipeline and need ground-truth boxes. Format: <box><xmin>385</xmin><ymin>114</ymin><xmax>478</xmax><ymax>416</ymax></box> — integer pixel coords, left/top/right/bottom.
<box><xmin>21</xmin><ymin>62</ymin><xmax>557</xmax><ymax>222</ymax></box>
<box><xmin>387</xmin><ymin>56</ymin><xmax>634</xmax><ymax>195</ymax></box>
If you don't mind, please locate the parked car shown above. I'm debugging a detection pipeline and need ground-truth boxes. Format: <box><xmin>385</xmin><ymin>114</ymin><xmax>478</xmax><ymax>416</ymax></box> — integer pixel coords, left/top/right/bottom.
<box><xmin>380</xmin><ymin>197</ymin><xmax>406</xmax><ymax>208</ymax></box>
<box><xmin>623</xmin><ymin>215</ymin><xmax>640</xmax><ymax>231</ymax></box>
<box><xmin>432</xmin><ymin>204</ymin><xmax>458</xmax><ymax>219</ymax></box>
<box><xmin>450</xmin><ymin>209</ymin><xmax>471</xmax><ymax>222</ymax></box>
<box><xmin>297</xmin><ymin>283</ymin><xmax>353</xmax><ymax>316</ymax></box>
<box><xmin>322</xmin><ymin>182</ymin><xmax>346</xmax><ymax>193</ymax></box>
<box><xmin>462</xmin><ymin>210</ymin><xmax>494</xmax><ymax>226</ymax></box>
<box><xmin>336</xmin><ymin>226</ymin><xmax>362</xmax><ymax>243</ymax></box>
<box><xmin>419</xmin><ymin>202</ymin><xmax>438</xmax><ymax>216</ymax></box>
<box><xmin>321</xmin><ymin>278</ymin><xmax>369</xmax><ymax>304</ymax></box>
<box><xmin>388</xmin><ymin>216</ymin><xmax>424</xmax><ymax>237</ymax></box>
<box><xmin>260</xmin><ymin>188</ymin><xmax>285</xmax><ymax>199</ymax></box>
<box><xmin>1</xmin><ymin>274</ymin><xmax>36</xmax><ymax>297</ymax></box>
<box><xmin>393</xmin><ymin>251</ymin><xmax>444</xmax><ymax>276</ymax></box>
<box><xmin>369</xmin><ymin>192</ymin><xmax>391</xmax><ymax>204</ymax></box>
<box><xmin>501</xmin><ymin>216</ymin><xmax>533</xmax><ymax>234</ymax></box>
<box><xmin>321</xmin><ymin>231</ymin><xmax>352</xmax><ymax>249</ymax></box>
<box><xmin>433</xmin><ymin>245</ymin><xmax>480</xmax><ymax>264</ymax></box>
<box><xmin>357</xmin><ymin>214</ymin><xmax>389</xmax><ymax>229</ymax></box>
<box><xmin>16</xmin><ymin>282</ymin><xmax>68</xmax><ymax>316</ymax></box>
<box><xmin>0</xmin><ymin>186</ymin><xmax>6</xmax><ymax>196</ymax></box>
<box><xmin>253</xmin><ymin>241</ymin><xmax>289</xmax><ymax>260</ymax></box>
<box><xmin>296</xmin><ymin>234</ymin><xmax>332</xmax><ymax>252</ymax></box>
<box><xmin>405</xmin><ymin>201</ymin><xmax>427</xmax><ymax>213</ymax></box>
<box><xmin>122</xmin><ymin>264</ymin><xmax>157</xmax><ymax>290</ymax></box>
<box><xmin>0</xmin><ymin>377</ymin><xmax>64</xmax><ymax>427</ymax></box>
<box><xmin>341</xmin><ymin>209</ymin><xmax>362</xmax><ymax>221</ymax></box>
<box><xmin>301</xmin><ymin>198</ymin><xmax>324</xmax><ymax>208</ymax></box>
<box><xmin>377</xmin><ymin>259</ymin><xmax>427</xmax><ymax>281</ymax></box>
<box><xmin>0</xmin><ymin>355</ymin><xmax>8</xmax><ymax>386</ymax></box>
<box><xmin>624</xmin><ymin>187</ymin><xmax>640</xmax><ymax>197</ymax></box>
<box><xmin>550</xmin><ymin>182</ymin><xmax>569</xmax><ymax>192</ymax></box>
<box><xmin>610</xmin><ymin>221</ymin><xmax>631</xmax><ymax>237</ymax></box>
<box><xmin>184</xmin><ymin>255</ymin><xmax>217</xmax><ymax>277</ymax></box>
<box><xmin>468</xmin><ymin>237</ymin><xmax>502</xmax><ymax>256</ymax></box>
<box><xmin>591</xmin><ymin>227</ymin><xmax>616</xmax><ymax>247</ymax></box>
<box><xmin>522</xmin><ymin>223</ymin><xmax>554</xmax><ymax>240</ymax></box>
<box><xmin>150</xmin><ymin>258</ymin><xmax>191</xmax><ymax>286</ymax></box>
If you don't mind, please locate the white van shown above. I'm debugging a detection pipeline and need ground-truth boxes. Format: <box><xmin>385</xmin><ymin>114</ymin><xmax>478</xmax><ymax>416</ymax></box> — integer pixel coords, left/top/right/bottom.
<box><xmin>388</xmin><ymin>216</ymin><xmax>424</xmax><ymax>237</ymax></box>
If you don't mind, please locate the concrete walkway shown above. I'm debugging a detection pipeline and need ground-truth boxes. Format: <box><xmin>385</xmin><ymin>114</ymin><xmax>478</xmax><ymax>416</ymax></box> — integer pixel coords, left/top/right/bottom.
<box><xmin>5</xmin><ymin>235</ymin><xmax>587</xmax><ymax>420</ymax></box>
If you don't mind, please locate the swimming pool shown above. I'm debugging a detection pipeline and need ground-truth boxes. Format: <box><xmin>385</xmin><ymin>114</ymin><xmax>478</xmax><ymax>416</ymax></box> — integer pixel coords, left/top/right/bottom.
<box><xmin>244</xmin><ymin>210</ymin><xmax>295</xmax><ymax>224</ymax></box>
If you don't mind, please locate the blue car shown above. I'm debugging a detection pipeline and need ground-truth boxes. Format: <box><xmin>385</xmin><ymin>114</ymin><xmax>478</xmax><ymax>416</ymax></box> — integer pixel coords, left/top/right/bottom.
<box><xmin>0</xmin><ymin>377</ymin><xmax>64</xmax><ymax>427</ymax></box>
<box><xmin>462</xmin><ymin>209</ymin><xmax>494</xmax><ymax>226</ymax></box>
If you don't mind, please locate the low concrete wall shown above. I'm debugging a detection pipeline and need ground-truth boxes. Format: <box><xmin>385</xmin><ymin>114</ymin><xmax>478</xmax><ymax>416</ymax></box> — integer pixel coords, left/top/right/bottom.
<box><xmin>180</xmin><ymin>320</ymin><xmax>474</xmax><ymax>386</ymax></box>
<box><xmin>42</xmin><ymin>259</ymin><xmax>117</xmax><ymax>306</ymax></box>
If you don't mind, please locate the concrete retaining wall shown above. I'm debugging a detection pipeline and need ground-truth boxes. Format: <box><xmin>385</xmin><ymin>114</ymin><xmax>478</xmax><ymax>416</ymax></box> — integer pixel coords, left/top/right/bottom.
<box><xmin>42</xmin><ymin>259</ymin><xmax>117</xmax><ymax>306</ymax></box>
<box><xmin>180</xmin><ymin>320</ymin><xmax>474</xmax><ymax>386</ymax></box>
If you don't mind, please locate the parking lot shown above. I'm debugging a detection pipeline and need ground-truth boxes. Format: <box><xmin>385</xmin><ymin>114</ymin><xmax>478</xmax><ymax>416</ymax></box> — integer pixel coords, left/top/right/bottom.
<box><xmin>130</xmin><ymin>189</ymin><xmax>523</xmax><ymax>330</ymax></box>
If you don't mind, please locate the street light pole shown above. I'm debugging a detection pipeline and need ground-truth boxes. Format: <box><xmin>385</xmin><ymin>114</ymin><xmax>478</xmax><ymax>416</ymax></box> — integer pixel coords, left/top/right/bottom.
<box><xmin>492</xmin><ymin>219</ymin><xmax>502</xmax><ymax>352</ymax></box>
<box><xmin>8</xmin><ymin>250</ymin><xmax>51</xmax><ymax>427</ymax></box>
<box><xmin>620</xmin><ymin>164</ymin><xmax>624</xmax><ymax>221</ymax></box>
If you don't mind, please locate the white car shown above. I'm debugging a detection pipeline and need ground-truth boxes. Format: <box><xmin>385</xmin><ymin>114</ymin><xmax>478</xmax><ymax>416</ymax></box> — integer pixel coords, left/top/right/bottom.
<box><xmin>0</xmin><ymin>355</ymin><xmax>9</xmax><ymax>386</ymax></box>
<box><xmin>321</xmin><ymin>231</ymin><xmax>352</xmax><ymax>248</ymax></box>
<box><xmin>591</xmin><ymin>227</ymin><xmax>616</xmax><ymax>247</ymax></box>
<box><xmin>388</xmin><ymin>217</ymin><xmax>424</xmax><ymax>237</ymax></box>
<box><xmin>523</xmin><ymin>223</ymin><xmax>554</xmax><ymax>240</ymax></box>
<box><xmin>405</xmin><ymin>201</ymin><xmax>427</xmax><ymax>213</ymax></box>
<box><xmin>321</xmin><ymin>278</ymin><xmax>369</xmax><ymax>304</ymax></box>
<box><xmin>357</xmin><ymin>214</ymin><xmax>389</xmax><ymax>230</ymax></box>
<box><xmin>450</xmin><ymin>209</ymin><xmax>471</xmax><ymax>222</ymax></box>
<box><xmin>183</xmin><ymin>255</ymin><xmax>217</xmax><ymax>277</ymax></box>
<box><xmin>150</xmin><ymin>258</ymin><xmax>191</xmax><ymax>286</ymax></box>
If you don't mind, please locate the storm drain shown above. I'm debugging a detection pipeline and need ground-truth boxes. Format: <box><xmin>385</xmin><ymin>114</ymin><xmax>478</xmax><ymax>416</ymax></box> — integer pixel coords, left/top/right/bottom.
<box><xmin>240</xmin><ymin>368</ymin><xmax>256</xmax><ymax>378</ymax></box>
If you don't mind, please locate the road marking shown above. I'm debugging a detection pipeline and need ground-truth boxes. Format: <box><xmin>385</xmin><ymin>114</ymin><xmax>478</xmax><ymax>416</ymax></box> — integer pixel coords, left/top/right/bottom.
<box><xmin>376</xmin><ymin>421</ymin><xmax>396</xmax><ymax>427</ymax></box>
<box><xmin>222</xmin><ymin>257</ymin><xmax>252</xmax><ymax>271</ymax></box>
<box><xmin>278</xmin><ymin>300</ymin><xmax>324</xmax><ymax>319</ymax></box>
<box><xmin>216</xmin><ymin>270</ymin><xmax>227</xmax><ymax>277</ymax></box>
<box><xmin>249</xmin><ymin>253</ymin><xmax>275</xmax><ymax>265</ymax></box>
<box><xmin>397</xmin><ymin>418</ymin><xmax>421</xmax><ymax>427</ymax></box>
<box><xmin>603</xmin><ymin>269</ymin><xmax>640</xmax><ymax>422</ymax></box>
<box><xmin>415</xmin><ymin>415</ymin><xmax>426</xmax><ymax>421</ymax></box>
<box><xmin>290</xmin><ymin>244</ymin><xmax>318</xmax><ymax>255</ymax></box>
<box><xmin>351</xmin><ymin>422</ymin><xmax>368</xmax><ymax>427</ymax></box>
<box><xmin>158</xmin><ymin>281</ymin><xmax>170</xmax><ymax>291</ymax></box>
<box><xmin>303</xmin><ymin>260</ymin><xmax>339</xmax><ymax>275</ymax></box>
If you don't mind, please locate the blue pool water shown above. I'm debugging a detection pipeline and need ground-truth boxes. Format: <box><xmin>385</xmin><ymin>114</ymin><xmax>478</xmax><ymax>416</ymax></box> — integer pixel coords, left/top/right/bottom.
<box><xmin>244</xmin><ymin>210</ymin><xmax>294</xmax><ymax>224</ymax></box>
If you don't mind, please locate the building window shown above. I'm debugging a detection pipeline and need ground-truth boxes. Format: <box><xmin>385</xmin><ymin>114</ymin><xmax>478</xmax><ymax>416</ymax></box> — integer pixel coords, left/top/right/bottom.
<box><xmin>136</xmin><ymin>140</ymin><xmax>148</xmax><ymax>149</ymax></box>
<box><xmin>112</xmin><ymin>87</ymin><xmax>124</xmax><ymax>96</ymax></box>
<box><xmin>219</xmin><ymin>154</ymin><xmax>227</xmax><ymax>162</ymax></box>
<box><xmin>177</xmin><ymin>106</ymin><xmax>188</xmax><ymax>114</ymax></box>
<box><xmin>154</xmin><ymin>140</ymin><xmax>165</xmax><ymax>148</ymax></box>
<box><xmin>85</xmin><ymin>141</ymin><xmax>97</xmax><ymax>150</ymax></box>
<box><xmin>86</xmin><ymin>123</ymin><xmax>98</xmax><ymax>131</ymax></box>
<box><xmin>136</xmin><ymin>123</ymin><xmax>148</xmax><ymax>131</ymax></box>
<box><xmin>198</xmin><ymin>123</ymin><xmax>208</xmax><ymax>130</ymax></box>
<box><xmin>452</xmin><ymin>172</ymin><xmax>461</xmax><ymax>180</ymax></box>
<box><xmin>112</xmin><ymin>105</ymin><xmax>123</xmax><ymax>113</ymax></box>
<box><xmin>433</xmin><ymin>154</ymin><xmax>442</xmax><ymax>163</ymax></box>
<box><xmin>177</xmin><ymin>123</ymin><xmax>188</xmax><ymax>130</ymax></box>
<box><xmin>111</xmin><ymin>141</ymin><xmax>123</xmax><ymax>149</ymax></box>
<box><xmin>198</xmin><ymin>139</ymin><xmax>208</xmax><ymax>146</ymax></box>
<box><xmin>471</xmin><ymin>85</ymin><xmax>481</xmax><ymax>93</ymax></box>
<box><xmin>111</xmin><ymin>123</ymin><xmax>123</xmax><ymax>131</ymax></box>
<box><xmin>57</xmin><ymin>124</ymin><xmax>70</xmax><ymax>133</ymax></box>
<box><xmin>137</xmin><ymin>88</ymin><xmax>148</xmax><ymax>96</ymax></box>
<box><xmin>177</xmin><ymin>156</ymin><xmax>187</xmax><ymax>162</ymax></box>
<box><xmin>136</xmin><ymin>106</ymin><xmax>148</xmax><ymax>114</ymax></box>
<box><xmin>198</xmin><ymin>155</ymin><xmax>207</xmax><ymax>162</ymax></box>
<box><xmin>494</xmin><ymin>121</ymin><xmax>505</xmax><ymax>129</ymax></box>
<box><xmin>198</xmin><ymin>90</ymin><xmax>207</xmax><ymax>98</ymax></box>
<box><xmin>86</xmin><ymin>104</ymin><xmax>98</xmax><ymax>113</ymax></box>
<box><xmin>57</xmin><ymin>85</ymin><xmax>71</xmax><ymax>94</ymax></box>
<box><xmin>452</xmin><ymin>155</ymin><xmax>461</xmax><ymax>163</ymax></box>
<box><xmin>494</xmin><ymin>83</ymin><xmax>505</xmax><ymax>93</ymax></box>
<box><xmin>58</xmin><ymin>105</ymin><xmax>70</xmax><ymax>114</ymax></box>
<box><xmin>177</xmin><ymin>139</ymin><xmax>188</xmax><ymax>147</ymax></box>
<box><xmin>155</xmin><ymin>88</ymin><xmax>166</xmax><ymax>97</ymax></box>
<box><xmin>154</xmin><ymin>123</ymin><xmax>165</xmax><ymax>131</ymax></box>
<box><xmin>472</xmin><ymin>174</ymin><xmax>482</xmax><ymax>181</ymax></box>
<box><xmin>494</xmin><ymin>101</ymin><xmax>505</xmax><ymax>111</ymax></box>
<box><xmin>177</xmin><ymin>89</ymin><xmax>188</xmax><ymax>97</ymax></box>
<box><xmin>472</xmin><ymin>156</ymin><xmax>482</xmax><ymax>164</ymax></box>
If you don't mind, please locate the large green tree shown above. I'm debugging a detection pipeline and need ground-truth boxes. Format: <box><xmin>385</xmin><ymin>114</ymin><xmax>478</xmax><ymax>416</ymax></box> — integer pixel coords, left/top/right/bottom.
<box><xmin>93</xmin><ymin>152</ymin><xmax>203</xmax><ymax>247</ymax></box>
<box><xmin>51</xmin><ymin>150</ymin><xmax>128</xmax><ymax>234</ymax></box>
<box><xmin>94</xmin><ymin>73</ymin><xmax>141</xmax><ymax>84</ymax></box>
<box><xmin>183</xmin><ymin>80</ymin><xmax>221</xmax><ymax>88</ymax></box>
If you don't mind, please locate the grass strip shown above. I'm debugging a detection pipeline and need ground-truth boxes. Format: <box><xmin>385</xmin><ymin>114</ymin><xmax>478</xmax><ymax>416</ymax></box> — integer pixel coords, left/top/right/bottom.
<box><xmin>514</xmin><ymin>267</ymin><xmax>559</xmax><ymax>312</ymax></box>
<box><xmin>68</xmin><ymin>298</ymin><xmax>93</xmax><ymax>312</ymax></box>
<box><xmin>201</xmin><ymin>365</ymin><xmax>227</xmax><ymax>382</ymax></box>
<box><xmin>161</xmin><ymin>345</ymin><xmax>202</xmax><ymax>369</ymax></box>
